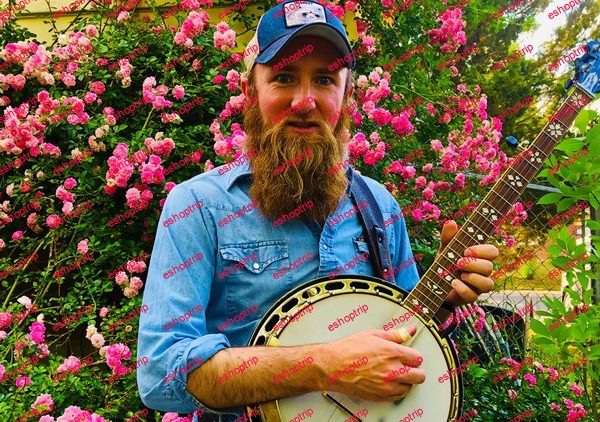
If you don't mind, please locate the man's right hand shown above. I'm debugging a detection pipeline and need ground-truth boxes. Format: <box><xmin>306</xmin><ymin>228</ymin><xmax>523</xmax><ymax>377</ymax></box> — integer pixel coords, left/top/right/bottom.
<box><xmin>319</xmin><ymin>326</ymin><xmax>425</xmax><ymax>402</ymax></box>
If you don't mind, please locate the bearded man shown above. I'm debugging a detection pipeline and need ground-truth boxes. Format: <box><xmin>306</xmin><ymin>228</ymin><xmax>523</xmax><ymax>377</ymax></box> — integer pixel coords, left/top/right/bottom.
<box><xmin>137</xmin><ymin>1</ymin><xmax>498</xmax><ymax>421</ymax></box>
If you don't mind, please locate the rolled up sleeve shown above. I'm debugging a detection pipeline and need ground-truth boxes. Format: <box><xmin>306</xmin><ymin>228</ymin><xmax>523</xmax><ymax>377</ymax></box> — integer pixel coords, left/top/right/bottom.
<box><xmin>136</xmin><ymin>183</ymin><xmax>237</xmax><ymax>416</ymax></box>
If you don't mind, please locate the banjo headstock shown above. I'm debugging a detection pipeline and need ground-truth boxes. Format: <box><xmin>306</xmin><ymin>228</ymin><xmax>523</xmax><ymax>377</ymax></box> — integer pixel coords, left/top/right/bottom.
<box><xmin>565</xmin><ymin>40</ymin><xmax>600</xmax><ymax>95</ymax></box>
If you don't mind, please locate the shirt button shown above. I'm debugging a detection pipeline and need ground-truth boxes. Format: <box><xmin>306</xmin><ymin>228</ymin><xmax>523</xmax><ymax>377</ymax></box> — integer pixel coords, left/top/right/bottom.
<box><xmin>252</xmin><ymin>263</ymin><xmax>260</xmax><ymax>270</ymax></box>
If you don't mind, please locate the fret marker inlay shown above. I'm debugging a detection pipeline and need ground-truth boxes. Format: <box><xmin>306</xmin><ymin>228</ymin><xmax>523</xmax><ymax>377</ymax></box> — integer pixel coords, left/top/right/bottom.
<box><xmin>547</xmin><ymin>122</ymin><xmax>564</xmax><ymax>138</ymax></box>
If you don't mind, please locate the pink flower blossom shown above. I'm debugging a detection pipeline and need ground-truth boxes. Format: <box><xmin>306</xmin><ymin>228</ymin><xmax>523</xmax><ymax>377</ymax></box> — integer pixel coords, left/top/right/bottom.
<box><xmin>0</xmin><ymin>312</ymin><xmax>12</xmax><ymax>329</ymax></box>
<box><xmin>77</xmin><ymin>239</ymin><xmax>89</xmax><ymax>254</ymax></box>
<box><xmin>550</xmin><ymin>403</ymin><xmax>561</xmax><ymax>411</ymax></box>
<box><xmin>63</xmin><ymin>177</ymin><xmax>77</xmax><ymax>189</ymax></box>
<box><xmin>17</xmin><ymin>296</ymin><xmax>32</xmax><ymax>308</ymax></box>
<box><xmin>130</xmin><ymin>276</ymin><xmax>144</xmax><ymax>290</ymax></box>
<box><xmin>507</xmin><ymin>389</ymin><xmax>517</xmax><ymax>401</ymax></box>
<box><xmin>115</xmin><ymin>271</ymin><xmax>128</xmax><ymax>285</ymax></box>
<box><xmin>90</xmin><ymin>81</ymin><xmax>105</xmax><ymax>94</ymax></box>
<box><xmin>90</xmin><ymin>333</ymin><xmax>105</xmax><ymax>348</ymax></box>
<box><xmin>58</xmin><ymin>356</ymin><xmax>81</xmax><ymax>374</ymax></box>
<box><xmin>46</xmin><ymin>214</ymin><xmax>62</xmax><ymax>229</ymax></box>
<box><xmin>28</xmin><ymin>321</ymin><xmax>46</xmax><ymax>344</ymax></box>
<box><xmin>15</xmin><ymin>376</ymin><xmax>31</xmax><ymax>388</ymax></box>
<box><xmin>99</xmin><ymin>307</ymin><xmax>109</xmax><ymax>318</ymax></box>
<box><xmin>126</xmin><ymin>259</ymin><xmax>147</xmax><ymax>273</ymax></box>
<box><xmin>523</xmin><ymin>373</ymin><xmax>537</xmax><ymax>386</ymax></box>
<box><xmin>11</xmin><ymin>230</ymin><xmax>23</xmax><ymax>241</ymax></box>
<box><xmin>31</xmin><ymin>393</ymin><xmax>54</xmax><ymax>413</ymax></box>
<box><xmin>570</xmin><ymin>383</ymin><xmax>583</xmax><ymax>396</ymax></box>
<box><xmin>172</xmin><ymin>85</ymin><xmax>185</xmax><ymax>100</ymax></box>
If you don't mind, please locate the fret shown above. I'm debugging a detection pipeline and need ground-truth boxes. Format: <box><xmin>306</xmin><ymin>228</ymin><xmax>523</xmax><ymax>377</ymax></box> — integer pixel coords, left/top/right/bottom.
<box><xmin>463</xmin><ymin>223</ymin><xmax>486</xmax><ymax>243</ymax></box>
<box><xmin>492</xmin><ymin>181</ymin><xmax>520</xmax><ymax>205</ymax></box>
<box><xmin>530</xmin><ymin>142</ymin><xmax>550</xmax><ymax>158</ymax></box>
<box><xmin>421</xmin><ymin>275</ymin><xmax>447</xmax><ymax>301</ymax></box>
<box><xmin>409</xmin><ymin>290</ymin><xmax>438</xmax><ymax>316</ymax></box>
<box><xmin>451</xmin><ymin>236</ymin><xmax>471</xmax><ymax>253</ymax></box>
<box><xmin>499</xmin><ymin>178</ymin><xmax>522</xmax><ymax>196</ymax></box>
<box><xmin>504</xmin><ymin>171</ymin><xmax>527</xmax><ymax>192</ymax></box>
<box><xmin>491</xmin><ymin>191</ymin><xmax>514</xmax><ymax>210</ymax></box>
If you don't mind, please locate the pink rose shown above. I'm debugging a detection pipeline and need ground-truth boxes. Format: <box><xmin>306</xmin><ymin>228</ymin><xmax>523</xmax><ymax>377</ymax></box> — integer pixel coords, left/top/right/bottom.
<box><xmin>77</xmin><ymin>239</ymin><xmax>89</xmax><ymax>254</ymax></box>
<box><xmin>64</xmin><ymin>177</ymin><xmax>77</xmax><ymax>189</ymax></box>
<box><xmin>0</xmin><ymin>312</ymin><xmax>12</xmax><ymax>329</ymax></box>
<box><xmin>46</xmin><ymin>214</ymin><xmax>63</xmax><ymax>229</ymax></box>
<box><xmin>15</xmin><ymin>376</ymin><xmax>31</xmax><ymax>388</ymax></box>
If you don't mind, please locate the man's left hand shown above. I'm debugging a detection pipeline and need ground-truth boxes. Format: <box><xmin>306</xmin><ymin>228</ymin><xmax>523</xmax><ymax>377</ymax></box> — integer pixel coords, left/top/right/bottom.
<box><xmin>438</xmin><ymin>221</ymin><xmax>499</xmax><ymax>307</ymax></box>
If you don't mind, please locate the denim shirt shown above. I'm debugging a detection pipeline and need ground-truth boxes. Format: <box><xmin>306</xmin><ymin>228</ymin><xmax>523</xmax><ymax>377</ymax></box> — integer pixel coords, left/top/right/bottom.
<box><xmin>136</xmin><ymin>160</ymin><xmax>419</xmax><ymax>422</ymax></box>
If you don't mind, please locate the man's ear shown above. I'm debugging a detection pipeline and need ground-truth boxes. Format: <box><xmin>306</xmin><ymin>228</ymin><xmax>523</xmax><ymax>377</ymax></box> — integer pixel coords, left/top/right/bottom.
<box><xmin>241</xmin><ymin>71</ymin><xmax>249</xmax><ymax>99</ymax></box>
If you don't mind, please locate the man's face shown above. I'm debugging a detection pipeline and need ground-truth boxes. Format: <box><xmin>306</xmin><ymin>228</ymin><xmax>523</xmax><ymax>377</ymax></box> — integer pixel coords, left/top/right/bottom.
<box><xmin>241</xmin><ymin>35</ymin><xmax>354</xmax><ymax>223</ymax></box>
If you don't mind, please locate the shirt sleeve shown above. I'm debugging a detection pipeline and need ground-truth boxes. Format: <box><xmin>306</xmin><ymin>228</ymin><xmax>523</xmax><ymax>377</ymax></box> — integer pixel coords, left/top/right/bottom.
<box><xmin>136</xmin><ymin>182</ymin><xmax>239</xmax><ymax>417</ymax></box>
<box><xmin>388</xmin><ymin>200</ymin><xmax>420</xmax><ymax>291</ymax></box>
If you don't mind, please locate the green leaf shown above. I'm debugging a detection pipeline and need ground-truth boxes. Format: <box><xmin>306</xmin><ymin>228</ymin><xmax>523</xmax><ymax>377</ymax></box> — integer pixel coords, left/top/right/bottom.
<box><xmin>574</xmin><ymin>110</ymin><xmax>595</xmax><ymax>134</ymax></box>
<box><xmin>588</xmin><ymin>125</ymin><xmax>600</xmax><ymax>155</ymax></box>
<box><xmin>554</xmin><ymin>138</ymin><xmax>583</xmax><ymax>153</ymax></box>
<box><xmin>538</xmin><ymin>192</ymin><xmax>562</xmax><ymax>205</ymax></box>
<box><xmin>557</xmin><ymin>197</ymin><xmax>576</xmax><ymax>212</ymax></box>
<box><xmin>530</xmin><ymin>318</ymin><xmax>550</xmax><ymax>335</ymax></box>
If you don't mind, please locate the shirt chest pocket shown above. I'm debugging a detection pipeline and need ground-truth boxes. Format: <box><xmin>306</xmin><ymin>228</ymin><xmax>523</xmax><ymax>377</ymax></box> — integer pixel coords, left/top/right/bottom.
<box><xmin>350</xmin><ymin>236</ymin><xmax>375</xmax><ymax>277</ymax></box>
<box><xmin>218</xmin><ymin>241</ymin><xmax>291</xmax><ymax>317</ymax></box>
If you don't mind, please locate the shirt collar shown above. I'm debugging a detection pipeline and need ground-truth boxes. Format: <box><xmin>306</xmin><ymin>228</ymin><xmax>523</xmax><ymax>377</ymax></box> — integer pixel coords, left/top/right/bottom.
<box><xmin>225</xmin><ymin>159</ymin><xmax>253</xmax><ymax>191</ymax></box>
<box><xmin>224</xmin><ymin>159</ymin><xmax>354</xmax><ymax>196</ymax></box>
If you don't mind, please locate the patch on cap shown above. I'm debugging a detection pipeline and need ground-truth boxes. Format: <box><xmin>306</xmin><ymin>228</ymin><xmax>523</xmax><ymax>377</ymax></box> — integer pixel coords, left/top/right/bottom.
<box><xmin>284</xmin><ymin>1</ymin><xmax>327</xmax><ymax>27</ymax></box>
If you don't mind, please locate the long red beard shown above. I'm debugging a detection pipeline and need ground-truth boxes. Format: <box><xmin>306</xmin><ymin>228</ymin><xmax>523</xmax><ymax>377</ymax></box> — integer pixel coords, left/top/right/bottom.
<box><xmin>243</xmin><ymin>101</ymin><xmax>351</xmax><ymax>223</ymax></box>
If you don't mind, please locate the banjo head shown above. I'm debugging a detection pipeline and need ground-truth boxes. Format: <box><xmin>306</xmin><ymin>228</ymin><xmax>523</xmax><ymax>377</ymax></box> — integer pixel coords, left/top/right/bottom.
<box><xmin>246</xmin><ymin>275</ymin><xmax>463</xmax><ymax>422</ymax></box>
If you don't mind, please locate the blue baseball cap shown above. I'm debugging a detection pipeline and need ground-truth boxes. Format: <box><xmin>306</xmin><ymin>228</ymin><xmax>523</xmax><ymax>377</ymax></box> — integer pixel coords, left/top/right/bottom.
<box><xmin>243</xmin><ymin>0</ymin><xmax>355</xmax><ymax>71</ymax></box>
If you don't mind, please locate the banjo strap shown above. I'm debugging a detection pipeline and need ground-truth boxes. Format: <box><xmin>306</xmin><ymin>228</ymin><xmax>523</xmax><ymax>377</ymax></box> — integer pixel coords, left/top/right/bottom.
<box><xmin>346</xmin><ymin>167</ymin><xmax>395</xmax><ymax>284</ymax></box>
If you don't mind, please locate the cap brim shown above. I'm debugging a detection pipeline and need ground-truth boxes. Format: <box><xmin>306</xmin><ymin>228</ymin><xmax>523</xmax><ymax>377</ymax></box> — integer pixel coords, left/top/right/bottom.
<box><xmin>255</xmin><ymin>23</ymin><xmax>355</xmax><ymax>69</ymax></box>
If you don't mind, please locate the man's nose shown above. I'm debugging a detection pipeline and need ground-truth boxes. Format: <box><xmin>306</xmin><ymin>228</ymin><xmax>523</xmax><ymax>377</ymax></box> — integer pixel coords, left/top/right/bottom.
<box><xmin>290</xmin><ymin>94</ymin><xmax>316</xmax><ymax>115</ymax></box>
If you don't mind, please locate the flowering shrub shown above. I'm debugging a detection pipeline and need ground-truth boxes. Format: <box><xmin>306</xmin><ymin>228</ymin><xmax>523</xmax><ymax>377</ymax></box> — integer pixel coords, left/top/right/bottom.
<box><xmin>0</xmin><ymin>0</ymin><xmax>591</xmax><ymax>420</ymax></box>
<box><xmin>464</xmin><ymin>355</ymin><xmax>592</xmax><ymax>421</ymax></box>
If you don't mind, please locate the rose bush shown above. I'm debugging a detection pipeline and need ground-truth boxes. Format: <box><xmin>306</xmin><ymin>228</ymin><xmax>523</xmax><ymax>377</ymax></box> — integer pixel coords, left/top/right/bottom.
<box><xmin>0</xmin><ymin>0</ymin><xmax>589</xmax><ymax>419</ymax></box>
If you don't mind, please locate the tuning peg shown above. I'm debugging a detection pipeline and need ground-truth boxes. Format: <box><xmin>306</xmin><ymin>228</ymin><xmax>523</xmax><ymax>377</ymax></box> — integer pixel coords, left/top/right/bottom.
<box><xmin>505</xmin><ymin>136</ymin><xmax>519</xmax><ymax>148</ymax></box>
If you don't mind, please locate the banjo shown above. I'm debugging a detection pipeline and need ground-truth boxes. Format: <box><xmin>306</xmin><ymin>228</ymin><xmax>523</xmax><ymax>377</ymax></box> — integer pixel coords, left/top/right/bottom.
<box><xmin>244</xmin><ymin>40</ymin><xmax>599</xmax><ymax>422</ymax></box>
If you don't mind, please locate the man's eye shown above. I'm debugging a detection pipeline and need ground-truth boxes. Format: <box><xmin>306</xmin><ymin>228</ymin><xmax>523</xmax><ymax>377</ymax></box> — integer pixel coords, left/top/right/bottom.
<box><xmin>317</xmin><ymin>76</ymin><xmax>333</xmax><ymax>85</ymax></box>
<box><xmin>275</xmin><ymin>74</ymin><xmax>292</xmax><ymax>83</ymax></box>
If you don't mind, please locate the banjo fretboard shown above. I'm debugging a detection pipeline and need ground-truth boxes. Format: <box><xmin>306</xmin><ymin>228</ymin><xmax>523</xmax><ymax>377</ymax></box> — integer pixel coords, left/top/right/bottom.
<box><xmin>404</xmin><ymin>86</ymin><xmax>594</xmax><ymax>318</ymax></box>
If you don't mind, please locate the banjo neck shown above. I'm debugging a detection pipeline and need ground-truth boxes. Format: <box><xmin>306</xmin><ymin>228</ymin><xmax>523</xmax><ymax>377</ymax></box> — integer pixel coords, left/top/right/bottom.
<box><xmin>403</xmin><ymin>85</ymin><xmax>594</xmax><ymax>318</ymax></box>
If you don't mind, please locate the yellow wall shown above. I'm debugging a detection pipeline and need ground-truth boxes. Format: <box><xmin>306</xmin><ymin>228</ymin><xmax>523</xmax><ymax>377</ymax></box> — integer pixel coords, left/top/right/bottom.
<box><xmin>5</xmin><ymin>1</ymin><xmax>357</xmax><ymax>50</ymax></box>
